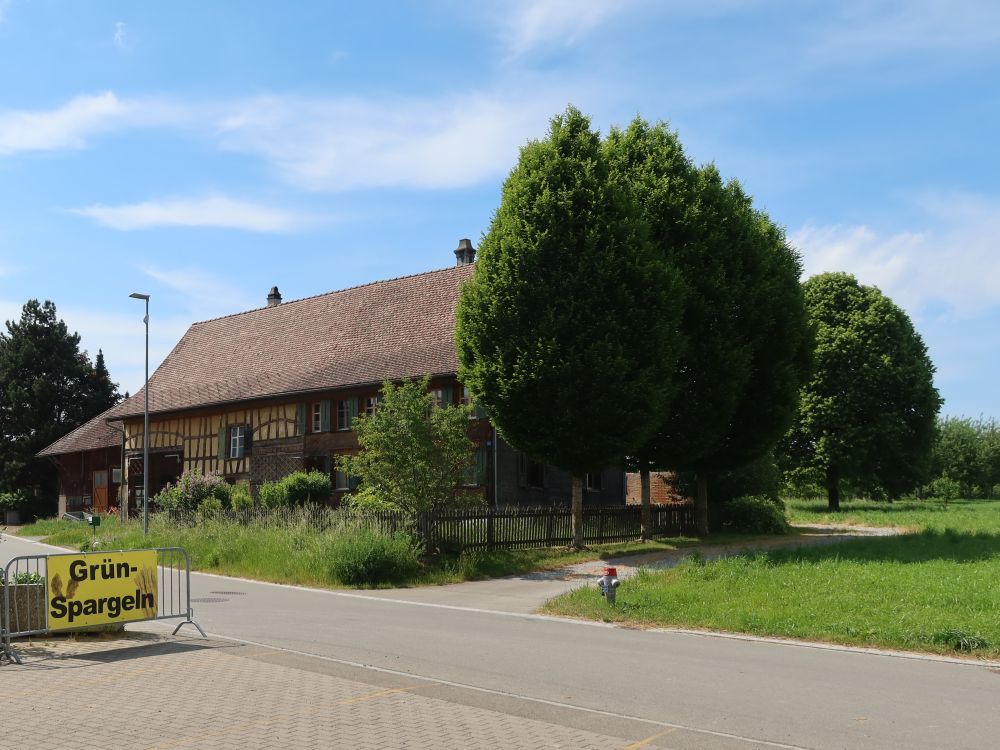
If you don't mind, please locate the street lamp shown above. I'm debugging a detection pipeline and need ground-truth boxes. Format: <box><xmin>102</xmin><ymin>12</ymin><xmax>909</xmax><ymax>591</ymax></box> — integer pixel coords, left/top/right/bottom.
<box><xmin>129</xmin><ymin>292</ymin><xmax>150</xmax><ymax>535</ymax></box>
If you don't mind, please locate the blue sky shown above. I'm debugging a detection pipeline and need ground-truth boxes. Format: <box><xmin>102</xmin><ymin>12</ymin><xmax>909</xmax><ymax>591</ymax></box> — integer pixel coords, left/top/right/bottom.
<box><xmin>0</xmin><ymin>1</ymin><xmax>997</xmax><ymax>418</ymax></box>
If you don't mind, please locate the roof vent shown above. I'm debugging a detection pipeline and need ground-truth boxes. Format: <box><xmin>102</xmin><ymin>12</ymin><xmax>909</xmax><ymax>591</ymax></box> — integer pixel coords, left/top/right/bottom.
<box><xmin>267</xmin><ymin>286</ymin><xmax>282</xmax><ymax>307</ymax></box>
<box><xmin>455</xmin><ymin>238</ymin><xmax>476</xmax><ymax>266</ymax></box>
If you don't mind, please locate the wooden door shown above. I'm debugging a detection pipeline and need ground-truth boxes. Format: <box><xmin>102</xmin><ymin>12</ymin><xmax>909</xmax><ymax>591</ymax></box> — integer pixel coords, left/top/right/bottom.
<box><xmin>93</xmin><ymin>470</ymin><xmax>109</xmax><ymax>512</ymax></box>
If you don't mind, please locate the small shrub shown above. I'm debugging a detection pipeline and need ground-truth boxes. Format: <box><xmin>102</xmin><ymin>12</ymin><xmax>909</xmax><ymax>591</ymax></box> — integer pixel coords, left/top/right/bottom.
<box><xmin>0</xmin><ymin>491</ymin><xmax>25</xmax><ymax>512</ymax></box>
<box><xmin>720</xmin><ymin>495</ymin><xmax>789</xmax><ymax>534</ymax></box>
<box><xmin>930</xmin><ymin>628</ymin><xmax>990</xmax><ymax>652</ymax></box>
<box><xmin>925</xmin><ymin>476</ymin><xmax>961</xmax><ymax>502</ymax></box>
<box><xmin>327</xmin><ymin>527</ymin><xmax>422</xmax><ymax>586</ymax></box>
<box><xmin>282</xmin><ymin>471</ymin><xmax>331</xmax><ymax>505</ymax></box>
<box><xmin>258</xmin><ymin>480</ymin><xmax>288</xmax><ymax>508</ymax></box>
<box><xmin>0</xmin><ymin>571</ymin><xmax>43</xmax><ymax>585</ymax></box>
<box><xmin>154</xmin><ymin>470</ymin><xmax>232</xmax><ymax>511</ymax></box>
<box><xmin>230</xmin><ymin>482</ymin><xmax>255</xmax><ymax>510</ymax></box>
<box><xmin>197</xmin><ymin>497</ymin><xmax>224</xmax><ymax>522</ymax></box>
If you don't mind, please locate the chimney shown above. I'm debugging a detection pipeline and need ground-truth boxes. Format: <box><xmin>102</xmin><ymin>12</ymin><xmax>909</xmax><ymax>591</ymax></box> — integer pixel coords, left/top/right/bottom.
<box><xmin>454</xmin><ymin>238</ymin><xmax>476</xmax><ymax>266</ymax></box>
<box><xmin>267</xmin><ymin>286</ymin><xmax>282</xmax><ymax>307</ymax></box>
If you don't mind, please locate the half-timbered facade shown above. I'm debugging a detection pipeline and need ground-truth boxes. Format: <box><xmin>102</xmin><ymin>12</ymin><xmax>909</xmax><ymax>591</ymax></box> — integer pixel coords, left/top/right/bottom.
<box><xmin>39</xmin><ymin>243</ymin><xmax>626</xmax><ymax>511</ymax></box>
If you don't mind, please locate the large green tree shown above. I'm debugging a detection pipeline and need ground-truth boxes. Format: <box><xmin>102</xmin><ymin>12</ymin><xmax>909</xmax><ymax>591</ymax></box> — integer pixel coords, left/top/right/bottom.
<box><xmin>456</xmin><ymin>107</ymin><xmax>685</xmax><ymax>546</ymax></box>
<box><xmin>607</xmin><ymin>119</ymin><xmax>811</xmax><ymax>535</ymax></box>
<box><xmin>781</xmin><ymin>273</ymin><xmax>941</xmax><ymax>510</ymax></box>
<box><xmin>0</xmin><ymin>300</ymin><xmax>120</xmax><ymax>498</ymax></box>
<box><xmin>337</xmin><ymin>377</ymin><xmax>479</xmax><ymax>514</ymax></box>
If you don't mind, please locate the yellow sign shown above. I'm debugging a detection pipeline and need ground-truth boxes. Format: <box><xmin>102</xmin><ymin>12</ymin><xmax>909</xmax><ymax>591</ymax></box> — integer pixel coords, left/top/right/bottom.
<box><xmin>47</xmin><ymin>551</ymin><xmax>158</xmax><ymax>631</ymax></box>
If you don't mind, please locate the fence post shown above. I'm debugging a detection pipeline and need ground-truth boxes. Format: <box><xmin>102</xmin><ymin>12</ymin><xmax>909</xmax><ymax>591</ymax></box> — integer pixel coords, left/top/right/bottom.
<box><xmin>486</xmin><ymin>510</ymin><xmax>495</xmax><ymax>551</ymax></box>
<box><xmin>546</xmin><ymin>509</ymin><xmax>555</xmax><ymax>547</ymax></box>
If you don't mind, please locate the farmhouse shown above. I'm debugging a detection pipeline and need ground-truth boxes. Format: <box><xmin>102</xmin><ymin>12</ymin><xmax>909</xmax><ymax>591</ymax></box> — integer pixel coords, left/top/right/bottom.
<box><xmin>38</xmin><ymin>242</ymin><xmax>626</xmax><ymax>515</ymax></box>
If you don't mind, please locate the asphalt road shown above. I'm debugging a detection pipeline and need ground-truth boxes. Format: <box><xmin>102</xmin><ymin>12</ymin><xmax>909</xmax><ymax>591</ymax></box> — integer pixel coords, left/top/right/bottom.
<box><xmin>4</xmin><ymin>531</ymin><xmax>999</xmax><ymax>749</ymax></box>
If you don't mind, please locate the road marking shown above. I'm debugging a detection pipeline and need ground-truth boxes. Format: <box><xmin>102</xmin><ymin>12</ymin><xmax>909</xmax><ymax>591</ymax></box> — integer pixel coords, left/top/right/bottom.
<box><xmin>623</xmin><ymin>728</ymin><xmax>677</xmax><ymax>749</ymax></box>
<box><xmin>190</xmin><ymin>628</ymin><xmax>814</xmax><ymax>750</ymax></box>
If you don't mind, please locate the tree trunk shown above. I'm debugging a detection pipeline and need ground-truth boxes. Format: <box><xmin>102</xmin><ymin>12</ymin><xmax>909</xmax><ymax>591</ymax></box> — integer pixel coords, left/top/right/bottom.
<box><xmin>826</xmin><ymin>466</ymin><xmax>841</xmax><ymax>512</ymax></box>
<box><xmin>640</xmin><ymin>468</ymin><xmax>652</xmax><ymax>542</ymax></box>
<box><xmin>695</xmin><ymin>472</ymin><xmax>709</xmax><ymax>536</ymax></box>
<box><xmin>571</xmin><ymin>474</ymin><xmax>584</xmax><ymax>548</ymax></box>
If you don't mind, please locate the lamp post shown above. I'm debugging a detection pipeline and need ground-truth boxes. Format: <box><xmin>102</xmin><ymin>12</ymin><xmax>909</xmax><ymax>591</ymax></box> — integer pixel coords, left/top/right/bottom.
<box><xmin>129</xmin><ymin>292</ymin><xmax>151</xmax><ymax>535</ymax></box>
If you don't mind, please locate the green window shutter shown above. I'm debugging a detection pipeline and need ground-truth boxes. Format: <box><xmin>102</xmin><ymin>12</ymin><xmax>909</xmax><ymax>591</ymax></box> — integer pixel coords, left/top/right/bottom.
<box><xmin>320</xmin><ymin>400</ymin><xmax>331</xmax><ymax>432</ymax></box>
<box><xmin>348</xmin><ymin>474</ymin><xmax>360</xmax><ymax>491</ymax></box>
<box><xmin>348</xmin><ymin>397</ymin><xmax>359</xmax><ymax>426</ymax></box>
<box><xmin>218</xmin><ymin>424</ymin><xmax>227</xmax><ymax>461</ymax></box>
<box><xmin>323</xmin><ymin>455</ymin><xmax>332</xmax><ymax>475</ymax></box>
<box><xmin>442</xmin><ymin>385</ymin><xmax>453</xmax><ymax>406</ymax></box>
<box><xmin>296</xmin><ymin>403</ymin><xmax>306</xmax><ymax>435</ymax></box>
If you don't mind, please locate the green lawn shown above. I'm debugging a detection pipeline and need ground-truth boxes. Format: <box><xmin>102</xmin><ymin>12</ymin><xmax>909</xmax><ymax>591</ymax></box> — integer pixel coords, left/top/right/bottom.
<box><xmin>15</xmin><ymin>515</ymin><xmax>703</xmax><ymax>588</ymax></box>
<box><xmin>542</xmin><ymin>499</ymin><xmax>1000</xmax><ymax>657</ymax></box>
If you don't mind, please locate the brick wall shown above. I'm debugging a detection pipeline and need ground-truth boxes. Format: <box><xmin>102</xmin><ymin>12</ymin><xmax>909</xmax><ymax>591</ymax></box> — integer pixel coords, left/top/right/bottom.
<box><xmin>625</xmin><ymin>471</ymin><xmax>692</xmax><ymax>505</ymax></box>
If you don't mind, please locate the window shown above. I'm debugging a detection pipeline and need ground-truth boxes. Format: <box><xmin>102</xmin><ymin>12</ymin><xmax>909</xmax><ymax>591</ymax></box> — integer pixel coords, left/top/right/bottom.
<box><xmin>364</xmin><ymin>395</ymin><xmax>379</xmax><ymax>416</ymax></box>
<box><xmin>586</xmin><ymin>471</ymin><xmax>603</xmax><ymax>491</ymax></box>
<box><xmin>431</xmin><ymin>388</ymin><xmax>446</xmax><ymax>407</ymax></box>
<box><xmin>311</xmin><ymin>403</ymin><xmax>322</xmax><ymax>433</ymax></box>
<box><xmin>463</xmin><ymin>448</ymin><xmax>488</xmax><ymax>486</ymax></box>
<box><xmin>334</xmin><ymin>467</ymin><xmax>350</xmax><ymax>491</ymax></box>
<box><xmin>459</xmin><ymin>386</ymin><xmax>472</xmax><ymax>406</ymax></box>
<box><xmin>229</xmin><ymin>425</ymin><xmax>247</xmax><ymax>459</ymax></box>
<box><xmin>517</xmin><ymin>452</ymin><xmax>546</xmax><ymax>488</ymax></box>
<box><xmin>337</xmin><ymin>400</ymin><xmax>351</xmax><ymax>430</ymax></box>
<box><xmin>526</xmin><ymin>460</ymin><xmax>545</xmax><ymax>488</ymax></box>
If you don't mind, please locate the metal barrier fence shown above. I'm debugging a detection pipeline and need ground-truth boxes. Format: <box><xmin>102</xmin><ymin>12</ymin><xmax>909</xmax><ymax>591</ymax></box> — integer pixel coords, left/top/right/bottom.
<box><xmin>2</xmin><ymin>547</ymin><xmax>205</xmax><ymax>665</ymax></box>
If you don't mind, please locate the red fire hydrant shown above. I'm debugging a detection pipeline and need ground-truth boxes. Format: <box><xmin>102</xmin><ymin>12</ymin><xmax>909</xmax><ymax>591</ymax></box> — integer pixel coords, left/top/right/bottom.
<box><xmin>597</xmin><ymin>566</ymin><xmax>621</xmax><ymax>604</ymax></box>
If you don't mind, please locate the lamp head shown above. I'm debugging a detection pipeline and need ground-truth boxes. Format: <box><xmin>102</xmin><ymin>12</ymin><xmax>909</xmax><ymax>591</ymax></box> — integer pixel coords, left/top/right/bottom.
<box><xmin>129</xmin><ymin>293</ymin><xmax>150</xmax><ymax>301</ymax></box>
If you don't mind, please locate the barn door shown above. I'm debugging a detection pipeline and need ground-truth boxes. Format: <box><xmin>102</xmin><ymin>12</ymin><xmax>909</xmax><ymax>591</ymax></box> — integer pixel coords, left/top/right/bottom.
<box><xmin>93</xmin><ymin>470</ymin><xmax>109</xmax><ymax>512</ymax></box>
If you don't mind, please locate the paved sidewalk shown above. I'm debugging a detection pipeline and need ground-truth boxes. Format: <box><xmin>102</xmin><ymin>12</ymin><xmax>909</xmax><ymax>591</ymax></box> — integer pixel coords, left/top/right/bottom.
<box><xmin>4</xmin><ymin>631</ymin><xmax>648</xmax><ymax>750</ymax></box>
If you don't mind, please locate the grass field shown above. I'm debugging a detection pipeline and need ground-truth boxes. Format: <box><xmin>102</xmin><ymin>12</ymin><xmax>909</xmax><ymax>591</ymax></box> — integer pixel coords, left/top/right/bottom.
<box><xmin>542</xmin><ymin>499</ymin><xmax>1000</xmax><ymax>657</ymax></box>
<box><xmin>15</xmin><ymin>514</ymin><xmax>704</xmax><ymax>588</ymax></box>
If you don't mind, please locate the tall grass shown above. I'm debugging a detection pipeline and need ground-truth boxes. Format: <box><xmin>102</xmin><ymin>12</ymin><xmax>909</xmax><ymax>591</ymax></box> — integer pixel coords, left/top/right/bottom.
<box><xmin>16</xmin><ymin>514</ymin><xmax>701</xmax><ymax>588</ymax></box>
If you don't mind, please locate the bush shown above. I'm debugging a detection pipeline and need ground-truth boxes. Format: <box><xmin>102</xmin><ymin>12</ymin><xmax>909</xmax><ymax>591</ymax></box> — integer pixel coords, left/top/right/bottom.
<box><xmin>720</xmin><ymin>495</ymin><xmax>789</xmax><ymax>534</ymax></box>
<box><xmin>282</xmin><ymin>471</ymin><xmax>331</xmax><ymax>505</ymax></box>
<box><xmin>230</xmin><ymin>482</ymin><xmax>255</xmax><ymax>510</ymax></box>
<box><xmin>258</xmin><ymin>471</ymin><xmax>331</xmax><ymax>508</ymax></box>
<box><xmin>153</xmin><ymin>471</ymin><xmax>232</xmax><ymax>512</ymax></box>
<box><xmin>196</xmin><ymin>497</ymin><xmax>224</xmax><ymax>522</ymax></box>
<box><xmin>327</xmin><ymin>527</ymin><xmax>422</xmax><ymax>586</ymax></box>
<box><xmin>258</xmin><ymin>480</ymin><xmax>288</xmax><ymax>508</ymax></box>
<box><xmin>925</xmin><ymin>476</ymin><xmax>961</xmax><ymax>502</ymax></box>
<box><xmin>0</xmin><ymin>491</ymin><xmax>25</xmax><ymax>512</ymax></box>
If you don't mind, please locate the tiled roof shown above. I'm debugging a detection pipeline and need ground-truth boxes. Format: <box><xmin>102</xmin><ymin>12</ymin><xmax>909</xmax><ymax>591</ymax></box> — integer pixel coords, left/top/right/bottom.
<box><xmin>105</xmin><ymin>264</ymin><xmax>476</xmax><ymax>421</ymax></box>
<box><xmin>37</xmin><ymin>408</ymin><xmax>124</xmax><ymax>457</ymax></box>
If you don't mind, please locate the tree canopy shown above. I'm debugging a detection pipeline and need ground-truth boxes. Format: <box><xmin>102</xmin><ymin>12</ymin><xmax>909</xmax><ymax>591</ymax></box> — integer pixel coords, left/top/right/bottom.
<box><xmin>930</xmin><ymin>416</ymin><xmax>1000</xmax><ymax>498</ymax></box>
<box><xmin>605</xmin><ymin>119</ymin><xmax>811</xmax><ymax>534</ymax></box>
<box><xmin>0</xmin><ymin>300</ymin><xmax>121</xmax><ymax>497</ymax></box>
<box><xmin>780</xmin><ymin>273</ymin><xmax>941</xmax><ymax>509</ymax></box>
<box><xmin>456</xmin><ymin>106</ymin><xmax>685</xmax><ymax>545</ymax></box>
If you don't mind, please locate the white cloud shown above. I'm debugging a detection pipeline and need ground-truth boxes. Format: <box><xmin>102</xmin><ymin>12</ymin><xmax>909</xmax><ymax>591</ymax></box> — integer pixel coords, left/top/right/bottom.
<box><xmin>810</xmin><ymin>0</ymin><xmax>1000</xmax><ymax>63</ymax></box>
<box><xmin>499</xmin><ymin>0</ymin><xmax>632</xmax><ymax>57</ymax></box>
<box><xmin>215</xmin><ymin>91</ymin><xmax>557</xmax><ymax>191</ymax></box>
<box><xmin>0</xmin><ymin>91</ymin><xmax>181</xmax><ymax>155</ymax></box>
<box><xmin>138</xmin><ymin>265</ymin><xmax>257</xmax><ymax>318</ymax></box>
<box><xmin>792</xmin><ymin>191</ymin><xmax>1000</xmax><ymax>318</ymax></box>
<box><xmin>72</xmin><ymin>195</ymin><xmax>317</xmax><ymax>233</ymax></box>
<box><xmin>113</xmin><ymin>21</ymin><xmax>128</xmax><ymax>50</ymax></box>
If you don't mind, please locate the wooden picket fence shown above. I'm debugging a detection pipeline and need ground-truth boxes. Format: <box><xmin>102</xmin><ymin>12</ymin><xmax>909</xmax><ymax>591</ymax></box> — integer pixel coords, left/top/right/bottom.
<box><xmin>166</xmin><ymin>503</ymin><xmax>697</xmax><ymax>550</ymax></box>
